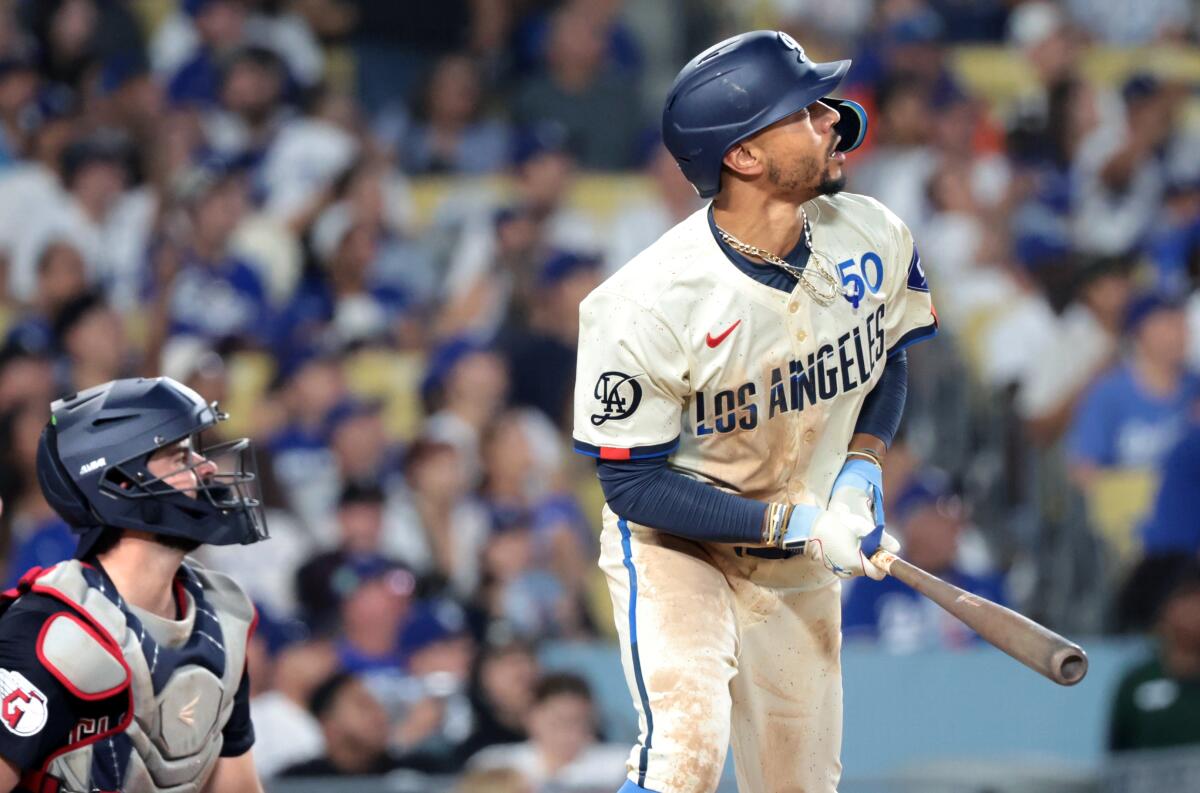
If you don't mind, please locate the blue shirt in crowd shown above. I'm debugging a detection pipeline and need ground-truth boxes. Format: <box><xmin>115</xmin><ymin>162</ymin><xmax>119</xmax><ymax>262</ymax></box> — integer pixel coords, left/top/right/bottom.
<box><xmin>165</xmin><ymin>254</ymin><xmax>271</xmax><ymax>343</ymax></box>
<box><xmin>1140</xmin><ymin>423</ymin><xmax>1200</xmax><ymax>555</ymax></box>
<box><xmin>1067</xmin><ymin>363</ymin><xmax>1200</xmax><ymax>469</ymax></box>
<box><xmin>842</xmin><ymin>568</ymin><xmax>1007</xmax><ymax>650</ymax></box>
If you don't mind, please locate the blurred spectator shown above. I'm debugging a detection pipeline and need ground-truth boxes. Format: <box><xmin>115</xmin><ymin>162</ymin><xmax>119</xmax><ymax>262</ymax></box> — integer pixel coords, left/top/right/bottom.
<box><xmin>243</xmin><ymin>0</ymin><xmax>326</xmax><ymax>89</ymax></box>
<box><xmin>403</xmin><ymin>53</ymin><xmax>510</xmax><ymax>175</ymax></box>
<box><xmin>20</xmin><ymin>0</ymin><xmax>146</xmax><ymax>92</ymax></box>
<box><xmin>0</xmin><ymin>56</ymin><xmax>38</xmax><ymax>167</ymax></box>
<box><xmin>384</xmin><ymin>599</ymin><xmax>476</xmax><ymax>769</ymax></box>
<box><xmin>328</xmin><ymin>555</ymin><xmax>416</xmax><ymax>674</ymax></box>
<box><xmin>422</xmin><ymin>338</ymin><xmax>509</xmax><ymax>483</ymax></box>
<box><xmin>304</xmin><ymin>203</ymin><xmax>410</xmax><ymax>346</ymax></box>
<box><xmin>294</xmin><ymin>483</ymin><xmax>399</xmax><ymax>628</ymax></box>
<box><xmin>1</xmin><ymin>399</ymin><xmax>72</xmax><ymax>583</ymax></box>
<box><xmin>250</xmin><ymin>639</ymin><xmax>339</xmax><ymax>777</ymax></box>
<box><xmin>1067</xmin><ymin>0</ymin><xmax>1192</xmax><ymax>45</ymax></box>
<box><xmin>1071</xmin><ymin>74</ymin><xmax>1194</xmax><ymax>257</ymax></box>
<box><xmin>12</xmin><ymin>132</ymin><xmax>154</xmax><ymax>313</ymax></box>
<box><xmin>326</xmin><ymin>398</ymin><xmax>402</xmax><ymax>500</ymax></box>
<box><xmin>279</xmin><ymin>671</ymin><xmax>408</xmax><ymax>777</ymax></box>
<box><xmin>154</xmin><ymin>157</ymin><xmax>271</xmax><ymax>345</ymax></box>
<box><xmin>502</xmin><ymin>250</ymin><xmax>602</xmax><ymax>428</ymax></box>
<box><xmin>849</xmin><ymin>74</ymin><xmax>937</xmax><ymax>224</ymax></box>
<box><xmin>166</xmin><ymin>0</ymin><xmax>249</xmax><ymax>108</ymax></box>
<box><xmin>1017</xmin><ymin>257</ymin><xmax>1132</xmax><ymax>442</ymax></box>
<box><xmin>1006</xmin><ymin>2</ymin><xmax>1081</xmax><ymax>102</ymax></box>
<box><xmin>1139</xmin><ymin>424</ymin><xmax>1200</xmax><ymax>557</ymax></box>
<box><xmin>259</xmin><ymin>85</ymin><xmax>359</xmax><ymax>223</ymax></box>
<box><xmin>1145</xmin><ymin>173</ymin><xmax>1200</xmax><ymax>297</ymax></box>
<box><xmin>436</xmin><ymin>122</ymin><xmax>600</xmax><ymax>335</ymax></box>
<box><xmin>348</xmin><ymin>0</ymin><xmax>474</xmax><ymax>116</ymax></box>
<box><xmin>468</xmin><ymin>672</ymin><xmax>628</xmax><ymax>789</ymax></box>
<box><xmin>477</xmin><ymin>411</ymin><xmax>594</xmax><ymax>639</ymax></box>
<box><xmin>842</xmin><ymin>474</ymin><xmax>1006</xmax><ymax>651</ymax></box>
<box><xmin>50</xmin><ymin>289</ymin><xmax>129</xmax><ymax>392</ymax></box>
<box><xmin>203</xmin><ymin>45</ymin><xmax>292</xmax><ymax>162</ymax></box>
<box><xmin>1067</xmin><ymin>294</ymin><xmax>1199</xmax><ymax>486</ymax></box>
<box><xmin>606</xmin><ymin>142</ymin><xmax>703</xmax><ymax>274</ymax></box>
<box><xmin>388</xmin><ymin>438</ymin><xmax>490</xmax><ymax>598</ymax></box>
<box><xmin>263</xmin><ymin>347</ymin><xmax>346</xmax><ymax>537</ymax></box>
<box><xmin>89</xmin><ymin>56</ymin><xmax>166</xmax><ymax>154</ymax></box>
<box><xmin>0</xmin><ymin>86</ymin><xmax>78</xmax><ymax>270</ymax></box>
<box><xmin>5</xmin><ymin>239</ymin><xmax>88</xmax><ymax>354</ymax></box>
<box><xmin>512</xmin><ymin>5</ymin><xmax>644</xmax><ymax>170</ymax></box>
<box><xmin>0</xmin><ymin>341</ymin><xmax>55</xmax><ymax>415</ymax></box>
<box><xmin>457</xmin><ymin>636</ymin><xmax>541</xmax><ymax>763</ymax></box>
<box><xmin>510</xmin><ymin>0</ymin><xmax>642</xmax><ymax>78</ymax></box>
<box><xmin>1109</xmin><ymin>562</ymin><xmax>1200</xmax><ymax>752</ymax></box>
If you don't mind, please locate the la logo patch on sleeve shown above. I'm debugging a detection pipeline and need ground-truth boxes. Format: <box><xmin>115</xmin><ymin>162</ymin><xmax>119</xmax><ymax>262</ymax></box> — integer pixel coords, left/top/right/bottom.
<box><xmin>0</xmin><ymin>669</ymin><xmax>48</xmax><ymax>736</ymax></box>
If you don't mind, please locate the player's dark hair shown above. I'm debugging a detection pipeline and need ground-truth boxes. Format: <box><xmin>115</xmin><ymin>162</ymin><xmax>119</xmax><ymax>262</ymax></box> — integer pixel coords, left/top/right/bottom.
<box><xmin>532</xmin><ymin>672</ymin><xmax>592</xmax><ymax>706</ymax></box>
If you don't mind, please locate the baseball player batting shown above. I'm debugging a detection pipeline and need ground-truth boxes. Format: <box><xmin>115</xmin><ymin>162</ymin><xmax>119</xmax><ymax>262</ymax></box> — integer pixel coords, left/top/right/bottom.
<box><xmin>572</xmin><ymin>31</ymin><xmax>938</xmax><ymax>793</ymax></box>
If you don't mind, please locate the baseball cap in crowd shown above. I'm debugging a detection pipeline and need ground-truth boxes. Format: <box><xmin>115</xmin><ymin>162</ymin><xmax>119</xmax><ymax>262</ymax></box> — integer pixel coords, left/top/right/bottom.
<box><xmin>330</xmin><ymin>554</ymin><xmax>416</xmax><ymax>603</ymax></box>
<box><xmin>511</xmin><ymin>122</ymin><xmax>570</xmax><ymax>168</ymax></box>
<box><xmin>1123</xmin><ymin>292</ymin><xmax>1184</xmax><ymax>334</ymax></box>
<box><xmin>892</xmin><ymin>472</ymin><xmax>963</xmax><ymax>527</ymax></box>
<box><xmin>1121</xmin><ymin>73</ymin><xmax>1164</xmax><ymax>106</ymax></box>
<box><xmin>322</xmin><ymin>397</ymin><xmax>383</xmax><ymax>440</ymax></box>
<box><xmin>537</xmin><ymin>250</ymin><xmax>602</xmax><ymax>289</ymax></box>
<box><xmin>270</xmin><ymin>341</ymin><xmax>342</xmax><ymax>391</ymax></box>
<box><xmin>399</xmin><ymin>599</ymin><xmax>470</xmax><ymax>659</ymax></box>
<box><xmin>420</xmin><ymin>335</ymin><xmax>490</xmax><ymax>403</ymax></box>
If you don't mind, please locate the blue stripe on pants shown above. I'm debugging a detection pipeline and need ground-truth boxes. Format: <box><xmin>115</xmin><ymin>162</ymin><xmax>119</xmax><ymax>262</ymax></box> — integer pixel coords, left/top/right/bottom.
<box><xmin>618</xmin><ymin>518</ymin><xmax>653</xmax><ymax>787</ymax></box>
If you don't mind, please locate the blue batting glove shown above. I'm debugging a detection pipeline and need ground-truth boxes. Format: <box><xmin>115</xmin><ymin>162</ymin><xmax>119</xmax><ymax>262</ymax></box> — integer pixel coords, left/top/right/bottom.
<box><xmin>831</xmin><ymin>458</ymin><xmax>891</xmax><ymax>558</ymax></box>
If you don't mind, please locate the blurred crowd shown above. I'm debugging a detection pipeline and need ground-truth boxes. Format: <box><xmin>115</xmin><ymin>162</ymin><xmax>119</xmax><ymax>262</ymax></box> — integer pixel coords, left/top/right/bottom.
<box><xmin>0</xmin><ymin>0</ymin><xmax>1195</xmax><ymax>785</ymax></box>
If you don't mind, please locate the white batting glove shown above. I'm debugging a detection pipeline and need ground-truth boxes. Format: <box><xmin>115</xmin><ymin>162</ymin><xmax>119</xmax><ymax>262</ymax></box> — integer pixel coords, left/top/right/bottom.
<box><xmin>828</xmin><ymin>487</ymin><xmax>902</xmax><ymax>561</ymax></box>
<box><xmin>779</xmin><ymin>502</ymin><xmax>891</xmax><ymax>580</ymax></box>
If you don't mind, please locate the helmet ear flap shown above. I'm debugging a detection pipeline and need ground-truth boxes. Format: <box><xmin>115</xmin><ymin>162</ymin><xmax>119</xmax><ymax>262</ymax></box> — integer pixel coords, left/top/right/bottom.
<box><xmin>36</xmin><ymin>425</ymin><xmax>97</xmax><ymax>527</ymax></box>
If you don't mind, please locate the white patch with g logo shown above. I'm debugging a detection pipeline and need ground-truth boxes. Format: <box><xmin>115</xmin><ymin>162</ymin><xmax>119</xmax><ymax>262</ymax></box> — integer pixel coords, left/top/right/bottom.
<box><xmin>0</xmin><ymin>668</ymin><xmax>48</xmax><ymax>736</ymax></box>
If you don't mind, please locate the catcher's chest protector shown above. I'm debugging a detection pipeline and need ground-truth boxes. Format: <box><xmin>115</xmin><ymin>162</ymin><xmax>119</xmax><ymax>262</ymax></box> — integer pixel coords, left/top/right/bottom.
<box><xmin>18</xmin><ymin>560</ymin><xmax>254</xmax><ymax>793</ymax></box>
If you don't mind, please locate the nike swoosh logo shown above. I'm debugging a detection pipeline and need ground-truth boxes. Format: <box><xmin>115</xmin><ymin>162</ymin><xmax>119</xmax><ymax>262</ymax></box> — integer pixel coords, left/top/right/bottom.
<box><xmin>706</xmin><ymin>320</ymin><xmax>741</xmax><ymax>348</ymax></box>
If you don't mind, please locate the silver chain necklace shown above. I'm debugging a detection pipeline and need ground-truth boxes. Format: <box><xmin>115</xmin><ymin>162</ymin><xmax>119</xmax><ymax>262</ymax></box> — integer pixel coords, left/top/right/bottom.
<box><xmin>715</xmin><ymin>211</ymin><xmax>842</xmax><ymax>306</ymax></box>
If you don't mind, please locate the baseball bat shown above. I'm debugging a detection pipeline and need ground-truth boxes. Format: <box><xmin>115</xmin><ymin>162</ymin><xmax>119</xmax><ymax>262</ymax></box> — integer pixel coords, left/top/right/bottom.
<box><xmin>870</xmin><ymin>550</ymin><xmax>1088</xmax><ymax>686</ymax></box>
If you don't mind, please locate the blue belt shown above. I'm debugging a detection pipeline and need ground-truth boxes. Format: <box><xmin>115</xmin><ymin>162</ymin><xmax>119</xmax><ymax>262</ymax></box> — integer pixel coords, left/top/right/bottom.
<box><xmin>734</xmin><ymin>546</ymin><xmax>805</xmax><ymax>560</ymax></box>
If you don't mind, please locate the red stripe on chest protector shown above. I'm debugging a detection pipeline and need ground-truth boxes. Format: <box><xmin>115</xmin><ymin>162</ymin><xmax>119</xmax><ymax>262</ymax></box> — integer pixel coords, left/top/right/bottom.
<box><xmin>599</xmin><ymin>447</ymin><xmax>631</xmax><ymax>461</ymax></box>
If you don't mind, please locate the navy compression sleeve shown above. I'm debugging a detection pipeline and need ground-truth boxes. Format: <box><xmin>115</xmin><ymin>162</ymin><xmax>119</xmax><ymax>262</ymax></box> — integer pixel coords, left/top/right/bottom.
<box><xmin>597</xmin><ymin>458</ymin><xmax>767</xmax><ymax>543</ymax></box>
<box><xmin>853</xmin><ymin>349</ymin><xmax>908</xmax><ymax>447</ymax></box>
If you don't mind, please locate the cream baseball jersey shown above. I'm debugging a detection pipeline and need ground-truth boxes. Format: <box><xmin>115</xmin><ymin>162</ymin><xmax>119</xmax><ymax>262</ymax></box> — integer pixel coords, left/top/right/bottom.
<box><xmin>573</xmin><ymin>192</ymin><xmax>936</xmax><ymax>509</ymax></box>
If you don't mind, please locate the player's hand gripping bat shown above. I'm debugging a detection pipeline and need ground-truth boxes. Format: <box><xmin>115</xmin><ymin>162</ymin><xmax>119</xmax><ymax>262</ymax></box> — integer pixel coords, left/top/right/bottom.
<box><xmin>870</xmin><ymin>550</ymin><xmax>1088</xmax><ymax>686</ymax></box>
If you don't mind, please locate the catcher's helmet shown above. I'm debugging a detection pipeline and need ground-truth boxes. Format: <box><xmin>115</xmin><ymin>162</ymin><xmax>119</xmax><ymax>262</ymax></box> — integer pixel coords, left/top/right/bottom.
<box><xmin>37</xmin><ymin>377</ymin><xmax>268</xmax><ymax>557</ymax></box>
<box><xmin>662</xmin><ymin>30</ymin><xmax>868</xmax><ymax>198</ymax></box>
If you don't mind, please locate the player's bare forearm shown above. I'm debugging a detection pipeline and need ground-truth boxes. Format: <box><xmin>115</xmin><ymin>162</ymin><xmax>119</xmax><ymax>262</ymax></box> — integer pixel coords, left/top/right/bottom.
<box><xmin>849</xmin><ymin>432</ymin><xmax>887</xmax><ymax>461</ymax></box>
<box><xmin>0</xmin><ymin>756</ymin><xmax>18</xmax><ymax>793</ymax></box>
<box><xmin>204</xmin><ymin>751</ymin><xmax>264</xmax><ymax>793</ymax></box>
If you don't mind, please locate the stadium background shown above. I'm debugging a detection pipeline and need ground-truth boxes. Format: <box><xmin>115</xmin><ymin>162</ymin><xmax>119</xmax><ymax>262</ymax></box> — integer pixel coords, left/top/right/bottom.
<box><xmin>0</xmin><ymin>0</ymin><xmax>1197</xmax><ymax>791</ymax></box>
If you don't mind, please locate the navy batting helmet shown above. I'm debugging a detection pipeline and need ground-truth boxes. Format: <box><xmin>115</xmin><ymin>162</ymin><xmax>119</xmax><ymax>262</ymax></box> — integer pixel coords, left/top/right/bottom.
<box><xmin>662</xmin><ymin>30</ymin><xmax>868</xmax><ymax>198</ymax></box>
<box><xmin>37</xmin><ymin>377</ymin><xmax>268</xmax><ymax>557</ymax></box>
